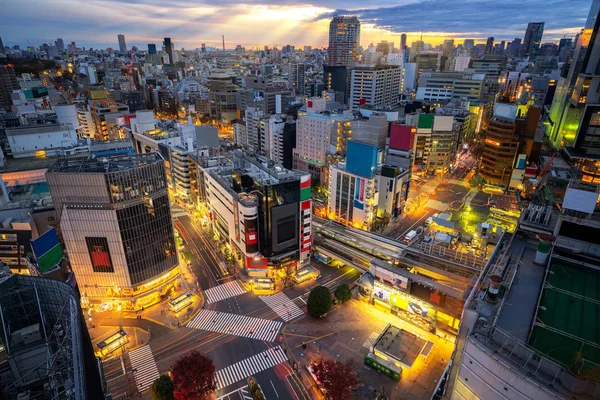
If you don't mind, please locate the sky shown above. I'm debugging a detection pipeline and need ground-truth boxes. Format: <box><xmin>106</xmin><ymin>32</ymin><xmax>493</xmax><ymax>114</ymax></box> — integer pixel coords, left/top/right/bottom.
<box><xmin>0</xmin><ymin>0</ymin><xmax>593</xmax><ymax>50</ymax></box>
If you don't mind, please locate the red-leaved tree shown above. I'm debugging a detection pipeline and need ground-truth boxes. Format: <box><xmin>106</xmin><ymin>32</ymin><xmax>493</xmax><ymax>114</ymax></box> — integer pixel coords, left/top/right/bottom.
<box><xmin>171</xmin><ymin>350</ymin><xmax>217</xmax><ymax>400</ymax></box>
<box><xmin>312</xmin><ymin>359</ymin><xmax>360</xmax><ymax>400</ymax></box>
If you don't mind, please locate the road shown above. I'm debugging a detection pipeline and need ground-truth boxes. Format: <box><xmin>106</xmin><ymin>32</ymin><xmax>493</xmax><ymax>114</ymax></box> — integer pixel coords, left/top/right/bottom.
<box><xmin>104</xmin><ymin>202</ymin><xmax>359</xmax><ymax>399</ymax></box>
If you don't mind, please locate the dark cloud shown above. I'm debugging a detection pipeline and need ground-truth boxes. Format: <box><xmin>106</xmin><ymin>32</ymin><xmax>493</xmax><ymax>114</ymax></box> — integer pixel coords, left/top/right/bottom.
<box><xmin>315</xmin><ymin>0</ymin><xmax>592</xmax><ymax>40</ymax></box>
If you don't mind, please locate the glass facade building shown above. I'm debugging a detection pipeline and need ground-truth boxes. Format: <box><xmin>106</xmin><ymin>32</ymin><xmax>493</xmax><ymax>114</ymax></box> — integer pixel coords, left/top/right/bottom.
<box><xmin>47</xmin><ymin>153</ymin><xmax>179</xmax><ymax>309</ymax></box>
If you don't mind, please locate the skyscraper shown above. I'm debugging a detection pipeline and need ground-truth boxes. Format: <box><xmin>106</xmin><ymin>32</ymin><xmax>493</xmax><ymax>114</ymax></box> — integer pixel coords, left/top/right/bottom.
<box><xmin>163</xmin><ymin>37</ymin><xmax>173</xmax><ymax>64</ymax></box>
<box><xmin>349</xmin><ymin>65</ymin><xmax>402</xmax><ymax>110</ymax></box>
<box><xmin>521</xmin><ymin>22</ymin><xmax>545</xmax><ymax>58</ymax></box>
<box><xmin>118</xmin><ymin>34</ymin><xmax>127</xmax><ymax>53</ymax></box>
<box><xmin>289</xmin><ymin>62</ymin><xmax>305</xmax><ymax>95</ymax></box>
<box><xmin>0</xmin><ymin>36</ymin><xmax>4</xmax><ymax>53</ymax></box>
<box><xmin>327</xmin><ymin>15</ymin><xmax>360</xmax><ymax>66</ymax></box>
<box><xmin>485</xmin><ymin>37</ymin><xmax>494</xmax><ymax>54</ymax></box>
<box><xmin>55</xmin><ymin>37</ymin><xmax>65</xmax><ymax>51</ymax></box>
<box><xmin>46</xmin><ymin>153</ymin><xmax>179</xmax><ymax>308</ymax></box>
<box><xmin>400</xmin><ymin>33</ymin><xmax>407</xmax><ymax>49</ymax></box>
<box><xmin>463</xmin><ymin>39</ymin><xmax>475</xmax><ymax>51</ymax></box>
<box><xmin>147</xmin><ymin>43</ymin><xmax>157</xmax><ymax>54</ymax></box>
<box><xmin>509</xmin><ymin>38</ymin><xmax>522</xmax><ymax>57</ymax></box>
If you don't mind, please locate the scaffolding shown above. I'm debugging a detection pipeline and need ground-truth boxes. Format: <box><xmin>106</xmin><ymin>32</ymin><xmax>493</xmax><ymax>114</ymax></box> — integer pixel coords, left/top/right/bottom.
<box><xmin>0</xmin><ymin>274</ymin><xmax>86</xmax><ymax>399</ymax></box>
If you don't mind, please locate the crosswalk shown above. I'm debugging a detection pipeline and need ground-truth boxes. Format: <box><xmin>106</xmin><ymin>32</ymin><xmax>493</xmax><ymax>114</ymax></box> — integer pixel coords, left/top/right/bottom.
<box><xmin>187</xmin><ymin>309</ymin><xmax>282</xmax><ymax>342</ymax></box>
<box><xmin>128</xmin><ymin>345</ymin><xmax>160</xmax><ymax>392</ymax></box>
<box><xmin>217</xmin><ymin>385</ymin><xmax>253</xmax><ymax>400</ymax></box>
<box><xmin>204</xmin><ymin>281</ymin><xmax>248</xmax><ymax>304</ymax></box>
<box><xmin>424</xmin><ymin>199</ymin><xmax>449</xmax><ymax>212</ymax></box>
<box><xmin>215</xmin><ymin>345</ymin><xmax>288</xmax><ymax>390</ymax></box>
<box><xmin>172</xmin><ymin>209</ymin><xmax>189</xmax><ymax>218</ymax></box>
<box><xmin>259</xmin><ymin>292</ymin><xmax>304</xmax><ymax>322</ymax></box>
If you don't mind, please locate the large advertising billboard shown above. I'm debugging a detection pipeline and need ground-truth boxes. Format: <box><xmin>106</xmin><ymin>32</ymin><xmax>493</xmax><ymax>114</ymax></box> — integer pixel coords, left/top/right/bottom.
<box><xmin>31</xmin><ymin>228</ymin><xmax>64</xmax><ymax>273</ymax></box>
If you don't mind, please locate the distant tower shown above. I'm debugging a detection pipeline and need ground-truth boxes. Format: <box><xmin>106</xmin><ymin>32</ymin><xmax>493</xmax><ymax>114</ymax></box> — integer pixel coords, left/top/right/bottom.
<box><xmin>521</xmin><ymin>22</ymin><xmax>545</xmax><ymax>58</ymax></box>
<box><xmin>222</xmin><ymin>35</ymin><xmax>225</xmax><ymax>51</ymax></box>
<box><xmin>201</xmin><ymin>43</ymin><xmax>206</xmax><ymax>53</ymax></box>
<box><xmin>400</xmin><ymin>33</ymin><xmax>407</xmax><ymax>49</ymax></box>
<box><xmin>485</xmin><ymin>37</ymin><xmax>494</xmax><ymax>54</ymax></box>
<box><xmin>163</xmin><ymin>38</ymin><xmax>173</xmax><ymax>64</ymax></box>
<box><xmin>118</xmin><ymin>34</ymin><xmax>127</xmax><ymax>54</ymax></box>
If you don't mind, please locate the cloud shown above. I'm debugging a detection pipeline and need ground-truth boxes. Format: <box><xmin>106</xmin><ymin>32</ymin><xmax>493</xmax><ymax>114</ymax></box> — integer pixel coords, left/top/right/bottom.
<box><xmin>0</xmin><ymin>0</ymin><xmax>593</xmax><ymax>48</ymax></box>
<box><xmin>315</xmin><ymin>0</ymin><xmax>592</xmax><ymax>41</ymax></box>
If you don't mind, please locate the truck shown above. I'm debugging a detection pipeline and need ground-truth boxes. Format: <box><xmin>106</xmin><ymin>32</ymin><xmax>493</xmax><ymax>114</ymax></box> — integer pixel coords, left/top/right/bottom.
<box><xmin>403</xmin><ymin>230</ymin><xmax>417</xmax><ymax>244</ymax></box>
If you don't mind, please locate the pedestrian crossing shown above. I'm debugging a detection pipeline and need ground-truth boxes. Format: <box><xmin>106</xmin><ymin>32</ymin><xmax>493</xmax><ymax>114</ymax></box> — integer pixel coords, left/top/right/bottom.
<box><xmin>128</xmin><ymin>345</ymin><xmax>160</xmax><ymax>392</ymax></box>
<box><xmin>215</xmin><ymin>345</ymin><xmax>288</xmax><ymax>390</ymax></box>
<box><xmin>424</xmin><ymin>199</ymin><xmax>449</xmax><ymax>212</ymax></box>
<box><xmin>204</xmin><ymin>281</ymin><xmax>248</xmax><ymax>304</ymax></box>
<box><xmin>217</xmin><ymin>385</ymin><xmax>253</xmax><ymax>400</ymax></box>
<box><xmin>187</xmin><ymin>309</ymin><xmax>282</xmax><ymax>342</ymax></box>
<box><xmin>172</xmin><ymin>209</ymin><xmax>189</xmax><ymax>218</ymax></box>
<box><xmin>259</xmin><ymin>292</ymin><xmax>304</xmax><ymax>322</ymax></box>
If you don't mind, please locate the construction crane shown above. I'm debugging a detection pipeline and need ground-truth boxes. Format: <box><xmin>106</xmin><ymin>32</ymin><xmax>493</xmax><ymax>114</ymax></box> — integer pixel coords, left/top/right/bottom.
<box><xmin>530</xmin><ymin>152</ymin><xmax>558</xmax><ymax>204</ymax></box>
<box><xmin>537</xmin><ymin>152</ymin><xmax>558</xmax><ymax>179</ymax></box>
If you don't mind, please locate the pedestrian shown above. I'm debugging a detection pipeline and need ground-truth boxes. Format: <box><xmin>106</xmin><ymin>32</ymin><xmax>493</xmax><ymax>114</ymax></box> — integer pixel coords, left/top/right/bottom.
<box><xmin>302</xmin><ymin>341</ymin><xmax>306</xmax><ymax>349</ymax></box>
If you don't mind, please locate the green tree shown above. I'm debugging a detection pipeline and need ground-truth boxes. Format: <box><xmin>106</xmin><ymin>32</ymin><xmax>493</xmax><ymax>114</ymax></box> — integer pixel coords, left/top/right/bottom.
<box><xmin>334</xmin><ymin>284</ymin><xmax>352</xmax><ymax>303</ymax></box>
<box><xmin>150</xmin><ymin>375</ymin><xmax>175</xmax><ymax>400</ymax></box>
<box><xmin>307</xmin><ymin>286</ymin><xmax>332</xmax><ymax>318</ymax></box>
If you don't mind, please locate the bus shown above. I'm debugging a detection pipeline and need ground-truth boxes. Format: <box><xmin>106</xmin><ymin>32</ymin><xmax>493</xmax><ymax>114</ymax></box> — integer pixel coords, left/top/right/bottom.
<box><xmin>293</xmin><ymin>266</ymin><xmax>321</xmax><ymax>284</ymax></box>
<box><xmin>169</xmin><ymin>292</ymin><xmax>193</xmax><ymax>313</ymax></box>
<box><xmin>364</xmin><ymin>352</ymin><xmax>402</xmax><ymax>381</ymax></box>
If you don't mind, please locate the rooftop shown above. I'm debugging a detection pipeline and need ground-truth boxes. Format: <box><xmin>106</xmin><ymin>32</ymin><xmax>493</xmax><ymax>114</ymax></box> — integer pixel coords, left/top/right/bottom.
<box><xmin>47</xmin><ymin>152</ymin><xmax>163</xmax><ymax>174</ymax></box>
<box><xmin>373</xmin><ymin>324</ymin><xmax>427</xmax><ymax>369</ymax></box>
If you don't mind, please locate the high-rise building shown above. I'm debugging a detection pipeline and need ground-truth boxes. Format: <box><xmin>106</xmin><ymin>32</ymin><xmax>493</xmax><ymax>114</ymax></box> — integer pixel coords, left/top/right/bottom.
<box><xmin>508</xmin><ymin>38</ymin><xmax>522</xmax><ymax>57</ymax></box>
<box><xmin>400</xmin><ymin>33</ymin><xmax>407</xmax><ymax>49</ymax></box>
<box><xmin>46</xmin><ymin>153</ymin><xmax>179</xmax><ymax>308</ymax></box>
<box><xmin>0</xmin><ymin>36</ymin><xmax>4</xmax><ymax>53</ymax></box>
<box><xmin>201</xmin><ymin>43</ymin><xmax>206</xmax><ymax>53</ymax></box>
<box><xmin>547</xmin><ymin>0</ymin><xmax>600</xmax><ymax>181</ymax></box>
<box><xmin>147</xmin><ymin>43</ymin><xmax>156</xmax><ymax>54</ymax></box>
<box><xmin>118</xmin><ymin>34</ymin><xmax>127</xmax><ymax>53</ymax></box>
<box><xmin>521</xmin><ymin>22</ymin><xmax>545</xmax><ymax>58</ymax></box>
<box><xmin>323</xmin><ymin>65</ymin><xmax>349</xmax><ymax>103</ymax></box>
<box><xmin>54</xmin><ymin>37</ymin><xmax>64</xmax><ymax>52</ymax></box>
<box><xmin>349</xmin><ymin>65</ymin><xmax>402</xmax><ymax>110</ymax></box>
<box><xmin>289</xmin><ymin>62</ymin><xmax>305</xmax><ymax>95</ymax></box>
<box><xmin>327</xmin><ymin>15</ymin><xmax>360</xmax><ymax>66</ymax></box>
<box><xmin>163</xmin><ymin>37</ymin><xmax>173</xmax><ymax>64</ymax></box>
<box><xmin>463</xmin><ymin>39</ymin><xmax>475</xmax><ymax>51</ymax></box>
<box><xmin>485</xmin><ymin>37</ymin><xmax>494</xmax><ymax>54</ymax></box>
<box><xmin>0</xmin><ymin>64</ymin><xmax>19</xmax><ymax>110</ymax></box>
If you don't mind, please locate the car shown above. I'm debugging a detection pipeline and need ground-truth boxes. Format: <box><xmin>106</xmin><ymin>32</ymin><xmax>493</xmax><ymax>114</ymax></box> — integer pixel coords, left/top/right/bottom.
<box><xmin>425</xmin><ymin>217</ymin><xmax>434</xmax><ymax>227</ymax></box>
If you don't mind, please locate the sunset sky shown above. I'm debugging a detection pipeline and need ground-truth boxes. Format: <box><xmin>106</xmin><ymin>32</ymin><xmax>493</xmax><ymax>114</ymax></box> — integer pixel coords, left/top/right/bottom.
<box><xmin>0</xmin><ymin>0</ymin><xmax>593</xmax><ymax>50</ymax></box>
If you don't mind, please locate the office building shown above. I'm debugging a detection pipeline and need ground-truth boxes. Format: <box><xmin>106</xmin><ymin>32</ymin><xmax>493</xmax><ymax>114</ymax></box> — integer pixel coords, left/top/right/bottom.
<box><xmin>323</xmin><ymin>65</ymin><xmax>349</xmax><ymax>103</ymax></box>
<box><xmin>412</xmin><ymin>51</ymin><xmax>442</xmax><ymax>73</ymax></box>
<box><xmin>0</xmin><ymin>64</ymin><xmax>19</xmax><ymax>110</ymax></box>
<box><xmin>485</xmin><ymin>37</ymin><xmax>494</xmax><ymax>54</ymax></box>
<box><xmin>463</xmin><ymin>39</ymin><xmax>475</xmax><ymax>51</ymax></box>
<box><xmin>521</xmin><ymin>22</ymin><xmax>545</xmax><ymax>58</ymax></box>
<box><xmin>148</xmin><ymin>43</ymin><xmax>157</xmax><ymax>54</ymax></box>
<box><xmin>289</xmin><ymin>62</ymin><xmax>305</xmax><ymax>95</ymax></box>
<box><xmin>0</xmin><ymin>36</ymin><xmax>5</xmax><ymax>53</ymax></box>
<box><xmin>450</xmin><ymin>56</ymin><xmax>471</xmax><ymax>72</ymax></box>
<box><xmin>416</xmin><ymin>72</ymin><xmax>485</xmax><ymax>103</ymax></box>
<box><xmin>46</xmin><ymin>153</ymin><xmax>179</xmax><ymax>309</ymax></box>
<box><xmin>400</xmin><ymin>33</ymin><xmax>407</xmax><ymax>49</ymax></box>
<box><xmin>202</xmin><ymin>150</ymin><xmax>312</xmax><ymax>275</ymax></box>
<box><xmin>118</xmin><ymin>34</ymin><xmax>127</xmax><ymax>53</ymax></box>
<box><xmin>349</xmin><ymin>65</ymin><xmax>401</xmax><ymax>110</ymax></box>
<box><xmin>0</xmin><ymin>274</ymin><xmax>106</xmax><ymax>399</ymax></box>
<box><xmin>208</xmin><ymin>77</ymin><xmax>239</xmax><ymax>123</ymax></box>
<box><xmin>508</xmin><ymin>38</ymin><xmax>522</xmax><ymax>57</ymax></box>
<box><xmin>327</xmin><ymin>15</ymin><xmax>361</xmax><ymax>66</ymax></box>
<box><xmin>408</xmin><ymin>114</ymin><xmax>459</xmax><ymax>176</ymax></box>
<box><xmin>163</xmin><ymin>37</ymin><xmax>173</xmax><ymax>64</ymax></box>
<box><xmin>90</xmin><ymin>100</ymin><xmax>130</xmax><ymax>140</ymax></box>
<box><xmin>53</xmin><ymin>37</ymin><xmax>64</xmax><ymax>52</ymax></box>
<box><xmin>547</xmin><ymin>0</ymin><xmax>600</xmax><ymax>182</ymax></box>
<box><xmin>328</xmin><ymin>140</ymin><xmax>379</xmax><ymax>229</ymax></box>
<box><xmin>480</xmin><ymin>103</ymin><xmax>541</xmax><ymax>188</ymax></box>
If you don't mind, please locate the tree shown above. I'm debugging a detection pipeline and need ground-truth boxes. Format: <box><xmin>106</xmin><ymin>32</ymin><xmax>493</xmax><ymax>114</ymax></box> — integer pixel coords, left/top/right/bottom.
<box><xmin>150</xmin><ymin>375</ymin><xmax>175</xmax><ymax>400</ymax></box>
<box><xmin>171</xmin><ymin>350</ymin><xmax>217</xmax><ymax>400</ymax></box>
<box><xmin>312</xmin><ymin>359</ymin><xmax>360</xmax><ymax>400</ymax></box>
<box><xmin>307</xmin><ymin>286</ymin><xmax>332</xmax><ymax>318</ymax></box>
<box><xmin>334</xmin><ymin>284</ymin><xmax>352</xmax><ymax>303</ymax></box>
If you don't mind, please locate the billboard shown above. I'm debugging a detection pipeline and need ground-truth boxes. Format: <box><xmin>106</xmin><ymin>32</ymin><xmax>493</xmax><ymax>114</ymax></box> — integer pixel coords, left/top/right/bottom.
<box><xmin>253</xmin><ymin>91</ymin><xmax>264</xmax><ymax>102</ymax></box>
<box><xmin>563</xmin><ymin>188</ymin><xmax>599</xmax><ymax>214</ymax></box>
<box><xmin>346</xmin><ymin>140</ymin><xmax>378</xmax><ymax>178</ymax></box>
<box><xmin>31</xmin><ymin>228</ymin><xmax>64</xmax><ymax>273</ymax></box>
<box><xmin>247</xmin><ymin>256</ymin><xmax>267</xmax><ymax>269</ymax></box>
<box><xmin>389</xmin><ymin>124</ymin><xmax>415</xmax><ymax>151</ymax></box>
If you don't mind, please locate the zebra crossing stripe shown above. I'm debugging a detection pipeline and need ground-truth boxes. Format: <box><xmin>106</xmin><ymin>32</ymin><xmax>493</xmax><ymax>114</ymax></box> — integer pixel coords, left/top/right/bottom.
<box><xmin>217</xmin><ymin>386</ymin><xmax>253</xmax><ymax>400</ymax></box>
<box><xmin>128</xmin><ymin>345</ymin><xmax>160</xmax><ymax>392</ymax></box>
<box><xmin>259</xmin><ymin>292</ymin><xmax>304</xmax><ymax>322</ymax></box>
<box><xmin>187</xmin><ymin>310</ymin><xmax>282</xmax><ymax>342</ymax></box>
<box><xmin>215</xmin><ymin>346</ymin><xmax>288</xmax><ymax>390</ymax></box>
<box><xmin>204</xmin><ymin>281</ymin><xmax>248</xmax><ymax>304</ymax></box>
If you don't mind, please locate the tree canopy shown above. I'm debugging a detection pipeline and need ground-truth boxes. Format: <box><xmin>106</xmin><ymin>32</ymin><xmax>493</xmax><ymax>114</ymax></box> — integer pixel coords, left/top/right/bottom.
<box><xmin>307</xmin><ymin>286</ymin><xmax>332</xmax><ymax>318</ymax></box>
<box><xmin>334</xmin><ymin>284</ymin><xmax>352</xmax><ymax>303</ymax></box>
<box><xmin>150</xmin><ymin>374</ymin><xmax>175</xmax><ymax>400</ymax></box>
<box><xmin>171</xmin><ymin>350</ymin><xmax>217</xmax><ymax>400</ymax></box>
<box><xmin>312</xmin><ymin>359</ymin><xmax>360</xmax><ymax>400</ymax></box>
